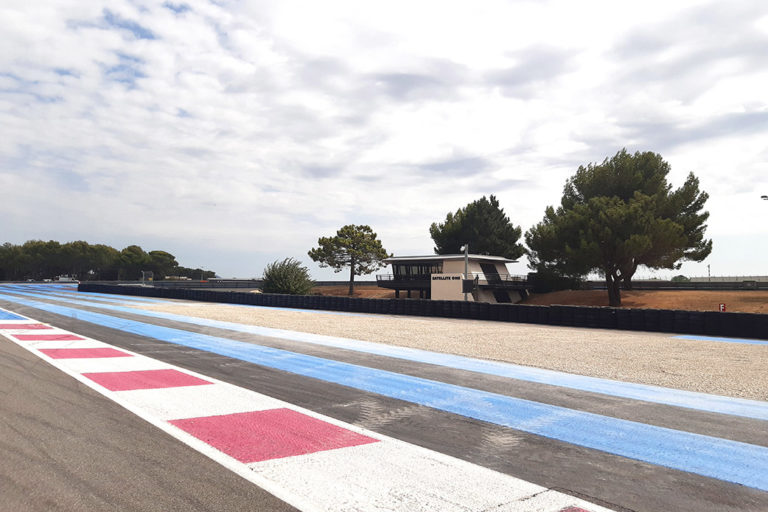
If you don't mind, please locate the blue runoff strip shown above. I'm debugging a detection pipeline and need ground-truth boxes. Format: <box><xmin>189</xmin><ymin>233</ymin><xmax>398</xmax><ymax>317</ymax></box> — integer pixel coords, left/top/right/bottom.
<box><xmin>1</xmin><ymin>284</ymin><xmax>166</xmax><ymax>304</ymax></box>
<box><xmin>34</xmin><ymin>288</ymin><xmax>166</xmax><ymax>304</ymax></box>
<box><xmin>72</xmin><ymin>292</ymin><xmax>169</xmax><ymax>304</ymax></box>
<box><xmin>675</xmin><ymin>334</ymin><xmax>768</xmax><ymax>346</ymax></box>
<box><xmin>45</xmin><ymin>289</ymin><xmax>375</xmax><ymax>316</ymax></box>
<box><xmin>1</xmin><ymin>290</ymin><xmax>768</xmax><ymax>491</ymax></box>
<box><xmin>75</xmin><ymin>290</ymin><xmax>376</xmax><ymax>317</ymax></box>
<box><xmin>0</xmin><ymin>308</ymin><xmax>25</xmax><ymax>320</ymax></box>
<box><xmin>28</xmin><ymin>290</ymin><xmax>157</xmax><ymax>305</ymax></box>
<box><xmin>6</xmin><ymin>286</ymin><xmax>768</xmax><ymax>423</ymax></box>
<box><xmin>20</xmin><ymin>284</ymin><xmax>369</xmax><ymax>315</ymax></box>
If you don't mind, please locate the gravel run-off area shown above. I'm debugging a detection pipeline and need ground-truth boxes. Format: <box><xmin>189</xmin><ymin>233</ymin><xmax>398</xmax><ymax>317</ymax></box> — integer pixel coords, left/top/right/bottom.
<box><xmin>137</xmin><ymin>302</ymin><xmax>768</xmax><ymax>401</ymax></box>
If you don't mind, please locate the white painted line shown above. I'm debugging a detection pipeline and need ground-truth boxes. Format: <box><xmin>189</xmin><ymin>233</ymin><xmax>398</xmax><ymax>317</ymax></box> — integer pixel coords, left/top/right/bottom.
<box><xmin>251</xmin><ymin>441</ymin><xmax>545</xmax><ymax>512</ymax></box>
<box><xmin>51</xmin><ymin>355</ymin><xmax>172</xmax><ymax>374</ymax></box>
<box><xmin>17</xmin><ymin>338</ymin><xmax>105</xmax><ymax>349</ymax></box>
<box><xmin>498</xmin><ymin>490</ymin><xmax>608</xmax><ymax>512</ymax></box>
<box><xmin>119</xmin><ymin>384</ymin><xmax>286</xmax><ymax>420</ymax></box>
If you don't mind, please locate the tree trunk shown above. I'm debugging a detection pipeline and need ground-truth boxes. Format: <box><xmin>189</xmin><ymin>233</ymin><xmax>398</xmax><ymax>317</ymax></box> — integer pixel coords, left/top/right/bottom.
<box><xmin>606</xmin><ymin>272</ymin><xmax>622</xmax><ymax>307</ymax></box>
<box><xmin>348</xmin><ymin>262</ymin><xmax>355</xmax><ymax>296</ymax></box>
<box><xmin>621</xmin><ymin>262</ymin><xmax>638</xmax><ymax>290</ymax></box>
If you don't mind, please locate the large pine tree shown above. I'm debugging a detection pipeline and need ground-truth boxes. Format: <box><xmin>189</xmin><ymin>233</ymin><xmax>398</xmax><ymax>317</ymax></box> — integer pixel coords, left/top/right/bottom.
<box><xmin>526</xmin><ymin>149</ymin><xmax>712</xmax><ymax>306</ymax></box>
<box><xmin>429</xmin><ymin>195</ymin><xmax>525</xmax><ymax>259</ymax></box>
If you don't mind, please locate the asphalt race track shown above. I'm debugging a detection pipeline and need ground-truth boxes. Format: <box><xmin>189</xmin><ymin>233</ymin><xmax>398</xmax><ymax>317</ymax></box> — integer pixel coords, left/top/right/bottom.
<box><xmin>1</xmin><ymin>283</ymin><xmax>767</xmax><ymax>512</ymax></box>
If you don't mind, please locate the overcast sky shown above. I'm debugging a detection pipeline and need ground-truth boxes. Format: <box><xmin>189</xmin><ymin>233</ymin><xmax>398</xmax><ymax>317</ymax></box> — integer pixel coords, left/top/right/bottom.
<box><xmin>2</xmin><ymin>0</ymin><xmax>767</xmax><ymax>280</ymax></box>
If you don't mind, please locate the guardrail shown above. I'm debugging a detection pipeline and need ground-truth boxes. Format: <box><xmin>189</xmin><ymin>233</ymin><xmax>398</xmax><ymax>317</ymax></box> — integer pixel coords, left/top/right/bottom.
<box><xmin>582</xmin><ymin>280</ymin><xmax>768</xmax><ymax>291</ymax></box>
<box><xmin>84</xmin><ymin>279</ymin><xmax>379</xmax><ymax>289</ymax></box>
<box><xmin>153</xmin><ymin>279</ymin><xmax>262</xmax><ymax>289</ymax></box>
<box><xmin>78</xmin><ymin>283</ymin><xmax>768</xmax><ymax>341</ymax></box>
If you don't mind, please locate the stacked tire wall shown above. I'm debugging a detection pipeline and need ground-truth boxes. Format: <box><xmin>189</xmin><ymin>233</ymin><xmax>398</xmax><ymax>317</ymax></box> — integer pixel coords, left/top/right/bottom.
<box><xmin>78</xmin><ymin>283</ymin><xmax>768</xmax><ymax>340</ymax></box>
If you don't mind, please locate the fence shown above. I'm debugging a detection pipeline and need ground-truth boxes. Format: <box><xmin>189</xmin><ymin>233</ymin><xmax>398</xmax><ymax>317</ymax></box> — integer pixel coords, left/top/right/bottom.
<box><xmin>582</xmin><ymin>280</ymin><xmax>768</xmax><ymax>291</ymax></box>
<box><xmin>150</xmin><ymin>279</ymin><xmax>378</xmax><ymax>289</ymax></box>
<box><xmin>78</xmin><ymin>283</ymin><xmax>768</xmax><ymax>340</ymax></box>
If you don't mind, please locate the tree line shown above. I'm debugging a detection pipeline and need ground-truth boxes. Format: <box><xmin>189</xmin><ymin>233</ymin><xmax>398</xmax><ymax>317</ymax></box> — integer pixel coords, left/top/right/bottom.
<box><xmin>302</xmin><ymin>149</ymin><xmax>712</xmax><ymax>306</ymax></box>
<box><xmin>0</xmin><ymin>240</ymin><xmax>216</xmax><ymax>281</ymax></box>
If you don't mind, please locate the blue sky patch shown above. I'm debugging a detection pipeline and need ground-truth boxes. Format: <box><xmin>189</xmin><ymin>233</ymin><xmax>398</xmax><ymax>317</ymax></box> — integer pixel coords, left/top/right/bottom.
<box><xmin>163</xmin><ymin>2</ymin><xmax>191</xmax><ymax>14</ymax></box>
<box><xmin>103</xmin><ymin>9</ymin><xmax>156</xmax><ymax>40</ymax></box>
<box><xmin>103</xmin><ymin>53</ymin><xmax>146</xmax><ymax>87</ymax></box>
<box><xmin>53</xmin><ymin>68</ymin><xmax>78</xmax><ymax>77</ymax></box>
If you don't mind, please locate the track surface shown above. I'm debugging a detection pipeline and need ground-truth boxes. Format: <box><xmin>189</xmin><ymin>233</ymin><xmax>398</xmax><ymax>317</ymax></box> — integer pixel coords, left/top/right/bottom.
<box><xmin>1</xmin><ymin>284</ymin><xmax>767</xmax><ymax>511</ymax></box>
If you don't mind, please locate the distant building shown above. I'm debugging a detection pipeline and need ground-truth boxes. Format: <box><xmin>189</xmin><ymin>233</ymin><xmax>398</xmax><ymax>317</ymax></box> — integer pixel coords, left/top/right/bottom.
<box><xmin>688</xmin><ymin>276</ymin><xmax>768</xmax><ymax>283</ymax></box>
<box><xmin>376</xmin><ymin>254</ymin><xmax>530</xmax><ymax>303</ymax></box>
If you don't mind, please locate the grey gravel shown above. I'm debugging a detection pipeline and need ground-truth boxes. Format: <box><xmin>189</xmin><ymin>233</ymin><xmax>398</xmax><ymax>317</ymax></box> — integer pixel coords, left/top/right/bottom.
<box><xmin>137</xmin><ymin>302</ymin><xmax>768</xmax><ymax>401</ymax></box>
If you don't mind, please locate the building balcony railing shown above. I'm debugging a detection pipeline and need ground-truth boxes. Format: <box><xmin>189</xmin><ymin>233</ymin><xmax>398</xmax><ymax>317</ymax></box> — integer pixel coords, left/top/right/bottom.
<box><xmin>376</xmin><ymin>274</ymin><xmax>431</xmax><ymax>290</ymax></box>
<box><xmin>470</xmin><ymin>273</ymin><xmax>528</xmax><ymax>286</ymax></box>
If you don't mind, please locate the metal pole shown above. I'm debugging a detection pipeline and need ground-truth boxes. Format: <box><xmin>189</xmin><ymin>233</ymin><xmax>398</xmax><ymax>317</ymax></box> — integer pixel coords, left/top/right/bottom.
<box><xmin>464</xmin><ymin>244</ymin><xmax>469</xmax><ymax>301</ymax></box>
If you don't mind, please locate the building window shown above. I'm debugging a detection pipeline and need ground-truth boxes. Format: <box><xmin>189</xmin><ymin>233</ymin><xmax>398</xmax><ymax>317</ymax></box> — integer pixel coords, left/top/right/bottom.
<box><xmin>392</xmin><ymin>262</ymin><xmax>443</xmax><ymax>277</ymax></box>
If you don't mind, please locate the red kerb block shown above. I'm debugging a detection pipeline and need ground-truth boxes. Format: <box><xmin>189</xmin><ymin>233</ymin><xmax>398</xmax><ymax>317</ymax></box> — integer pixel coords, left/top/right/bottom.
<box><xmin>13</xmin><ymin>334</ymin><xmax>84</xmax><ymax>341</ymax></box>
<box><xmin>82</xmin><ymin>369</ymin><xmax>213</xmax><ymax>391</ymax></box>
<box><xmin>170</xmin><ymin>408</ymin><xmax>379</xmax><ymax>463</ymax></box>
<box><xmin>39</xmin><ymin>348</ymin><xmax>132</xmax><ymax>359</ymax></box>
<box><xmin>0</xmin><ymin>323</ymin><xmax>52</xmax><ymax>330</ymax></box>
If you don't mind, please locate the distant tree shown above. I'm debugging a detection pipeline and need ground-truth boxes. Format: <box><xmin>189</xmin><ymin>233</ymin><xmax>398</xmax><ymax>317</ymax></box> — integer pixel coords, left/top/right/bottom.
<box><xmin>118</xmin><ymin>245</ymin><xmax>151</xmax><ymax>280</ymax></box>
<box><xmin>261</xmin><ymin>258</ymin><xmax>315</xmax><ymax>295</ymax></box>
<box><xmin>0</xmin><ymin>243</ymin><xmax>20</xmax><ymax>280</ymax></box>
<box><xmin>148</xmin><ymin>250</ymin><xmax>178</xmax><ymax>280</ymax></box>
<box><xmin>429</xmin><ymin>195</ymin><xmax>525</xmax><ymax>259</ymax></box>
<box><xmin>526</xmin><ymin>149</ymin><xmax>712</xmax><ymax>306</ymax></box>
<box><xmin>0</xmin><ymin>240</ymin><xmax>213</xmax><ymax>282</ymax></box>
<box><xmin>20</xmin><ymin>240</ymin><xmax>65</xmax><ymax>280</ymax></box>
<box><xmin>61</xmin><ymin>240</ymin><xmax>92</xmax><ymax>279</ymax></box>
<box><xmin>671</xmin><ymin>274</ymin><xmax>690</xmax><ymax>282</ymax></box>
<box><xmin>90</xmin><ymin>244</ymin><xmax>120</xmax><ymax>280</ymax></box>
<box><xmin>308</xmin><ymin>225</ymin><xmax>389</xmax><ymax>296</ymax></box>
<box><xmin>173</xmin><ymin>266</ymin><xmax>216</xmax><ymax>280</ymax></box>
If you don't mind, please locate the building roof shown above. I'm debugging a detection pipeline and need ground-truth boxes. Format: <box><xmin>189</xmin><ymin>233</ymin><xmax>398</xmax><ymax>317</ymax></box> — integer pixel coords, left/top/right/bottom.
<box><xmin>384</xmin><ymin>254</ymin><xmax>517</xmax><ymax>264</ymax></box>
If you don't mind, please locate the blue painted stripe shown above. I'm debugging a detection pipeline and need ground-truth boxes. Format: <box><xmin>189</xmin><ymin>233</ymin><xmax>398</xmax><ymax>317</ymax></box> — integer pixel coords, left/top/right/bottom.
<box><xmin>76</xmin><ymin>290</ymin><xmax>376</xmax><ymax>316</ymax></box>
<box><xmin>7</xmin><ymin>286</ymin><xmax>768</xmax><ymax>423</ymax></box>
<box><xmin>61</xmin><ymin>291</ymin><xmax>168</xmax><ymax>304</ymax></box>
<box><xmin>0</xmin><ymin>285</ymin><xmax>167</xmax><ymax>304</ymax></box>
<box><xmin>32</xmin><ymin>290</ymin><xmax>155</xmax><ymax>305</ymax></box>
<box><xmin>70</xmin><ymin>290</ymin><xmax>375</xmax><ymax>316</ymax></box>
<box><xmin>1</xmin><ymin>291</ymin><xmax>768</xmax><ymax>491</ymax></box>
<box><xmin>8</xmin><ymin>282</ymin><xmax>375</xmax><ymax>317</ymax></box>
<box><xmin>675</xmin><ymin>334</ymin><xmax>768</xmax><ymax>346</ymax></box>
<box><xmin>0</xmin><ymin>308</ymin><xmax>26</xmax><ymax>320</ymax></box>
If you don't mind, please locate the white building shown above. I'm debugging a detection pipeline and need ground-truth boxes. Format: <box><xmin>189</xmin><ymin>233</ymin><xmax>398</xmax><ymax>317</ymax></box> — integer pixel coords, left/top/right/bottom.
<box><xmin>376</xmin><ymin>254</ymin><xmax>530</xmax><ymax>303</ymax></box>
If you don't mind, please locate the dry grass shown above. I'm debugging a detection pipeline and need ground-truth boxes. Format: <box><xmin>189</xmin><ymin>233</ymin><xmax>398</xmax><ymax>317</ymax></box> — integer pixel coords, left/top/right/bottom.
<box><xmin>312</xmin><ymin>285</ymin><xmax>768</xmax><ymax>313</ymax></box>
<box><xmin>311</xmin><ymin>285</ymin><xmax>394</xmax><ymax>298</ymax></box>
<box><xmin>523</xmin><ymin>289</ymin><xmax>768</xmax><ymax>313</ymax></box>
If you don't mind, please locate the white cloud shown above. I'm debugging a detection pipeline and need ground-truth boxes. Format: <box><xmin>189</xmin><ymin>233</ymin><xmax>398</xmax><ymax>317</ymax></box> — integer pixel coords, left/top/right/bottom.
<box><xmin>1</xmin><ymin>0</ymin><xmax>767</xmax><ymax>279</ymax></box>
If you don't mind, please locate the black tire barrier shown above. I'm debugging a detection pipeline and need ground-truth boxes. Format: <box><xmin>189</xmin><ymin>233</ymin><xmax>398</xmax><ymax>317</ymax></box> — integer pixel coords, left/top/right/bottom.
<box><xmin>628</xmin><ymin>309</ymin><xmax>644</xmax><ymax>331</ymax></box>
<box><xmin>598</xmin><ymin>307</ymin><xmax>617</xmax><ymax>330</ymax></box>
<box><xmin>639</xmin><ymin>309</ymin><xmax>655</xmax><ymax>332</ymax></box>
<box><xmin>76</xmin><ymin>283</ymin><xmax>768</xmax><ymax>341</ymax></box>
